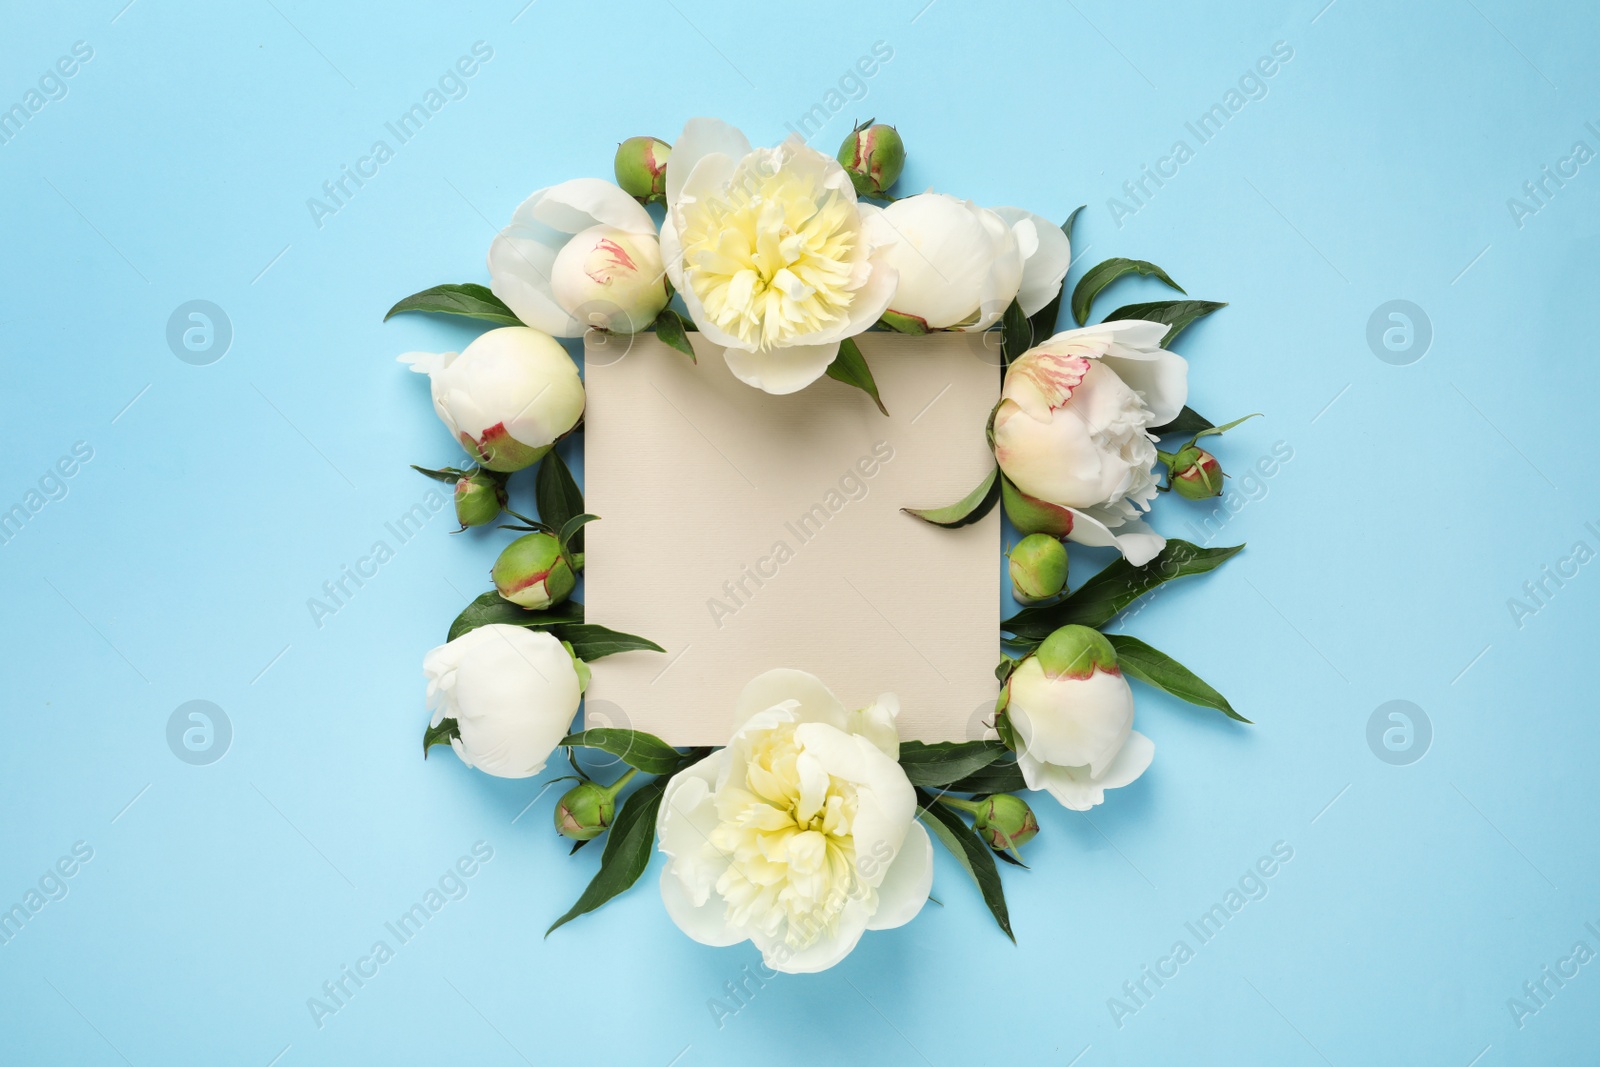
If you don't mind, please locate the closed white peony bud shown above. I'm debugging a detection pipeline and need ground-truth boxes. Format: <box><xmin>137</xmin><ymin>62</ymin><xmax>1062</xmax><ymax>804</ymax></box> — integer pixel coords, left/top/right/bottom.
<box><xmin>1002</xmin><ymin>625</ymin><xmax>1153</xmax><ymax>811</ymax></box>
<box><xmin>992</xmin><ymin>320</ymin><xmax>1188</xmax><ymax>565</ymax></box>
<box><xmin>399</xmin><ymin>327</ymin><xmax>585</xmax><ymax>472</ymax></box>
<box><xmin>549</xmin><ymin>224</ymin><xmax>668</xmax><ymax>333</ymax></box>
<box><xmin>422</xmin><ymin>624</ymin><xmax>582</xmax><ymax>779</ymax></box>
<box><xmin>877</xmin><ymin>193</ymin><xmax>1071</xmax><ymax>333</ymax></box>
<box><xmin>656</xmin><ymin>669</ymin><xmax>932</xmax><ymax>973</ymax></box>
<box><xmin>489</xmin><ymin>178</ymin><xmax>667</xmax><ymax>337</ymax></box>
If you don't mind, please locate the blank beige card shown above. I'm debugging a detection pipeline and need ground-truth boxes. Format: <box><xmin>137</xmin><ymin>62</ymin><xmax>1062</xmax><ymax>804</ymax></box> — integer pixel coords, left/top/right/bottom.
<box><xmin>582</xmin><ymin>331</ymin><xmax>999</xmax><ymax>745</ymax></box>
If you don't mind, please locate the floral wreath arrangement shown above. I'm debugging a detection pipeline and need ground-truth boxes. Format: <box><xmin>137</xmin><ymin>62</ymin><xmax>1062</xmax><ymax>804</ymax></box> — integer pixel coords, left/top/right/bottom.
<box><xmin>387</xmin><ymin>117</ymin><xmax>1254</xmax><ymax>973</ymax></box>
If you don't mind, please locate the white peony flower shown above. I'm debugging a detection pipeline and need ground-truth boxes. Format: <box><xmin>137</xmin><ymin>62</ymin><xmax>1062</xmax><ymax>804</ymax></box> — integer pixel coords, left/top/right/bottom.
<box><xmin>399</xmin><ymin>326</ymin><xmax>585</xmax><ymax>472</ymax></box>
<box><xmin>489</xmin><ymin>178</ymin><xmax>669</xmax><ymax>335</ymax></box>
<box><xmin>423</xmin><ymin>624</ymin><xmax>584</xmax><ymax>779</ymax></box>
<box><xmin>992</xmin><ymin>320</ymin><xmax>1188</xmax><ymax>565</ymax></box>
<box><xmin>1003</xmin><ymin>625</ymin><xmax>1153</xmax><ymax>811</ymax></box>
<box><xmin>656</xmin><ymin>669</ymin><xmax>932</xmax><ymax>973</ymax></box>
<box><xmin>877</xmin><ymin>193</ymin><xmax>1071</xmax><ymax>332</ymax></box>
<box><xmin>660</xmin><ymin>118</ymin><xmax>899</xmax><ymax>395</ymax></box>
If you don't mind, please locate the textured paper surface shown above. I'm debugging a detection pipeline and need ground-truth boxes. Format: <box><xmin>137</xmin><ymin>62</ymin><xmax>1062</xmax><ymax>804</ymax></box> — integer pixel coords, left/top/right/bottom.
<box><xmin>582</xmin><ymin>332</ymin><xmax>999</xmax><ymax>745</ymax></box>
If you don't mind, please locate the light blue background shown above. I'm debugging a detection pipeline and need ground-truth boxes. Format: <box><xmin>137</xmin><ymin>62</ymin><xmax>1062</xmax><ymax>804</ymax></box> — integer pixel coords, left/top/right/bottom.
<box><xmin>3</xmin><ymin>0</ymin><xmax>1597</xmax><ymax>1063</ymax></box>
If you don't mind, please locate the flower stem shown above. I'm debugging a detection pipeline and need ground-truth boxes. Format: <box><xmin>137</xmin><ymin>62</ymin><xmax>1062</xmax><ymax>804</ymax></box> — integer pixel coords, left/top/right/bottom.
<box><xmin>936</xmin><ymin>795</ymin><xmax>982</xmax><ymax>816</ymax></box>
<box><xmin>600</xmin><ymin>767</ymin><xmax>638</xmax><ymax>799</ymax></box>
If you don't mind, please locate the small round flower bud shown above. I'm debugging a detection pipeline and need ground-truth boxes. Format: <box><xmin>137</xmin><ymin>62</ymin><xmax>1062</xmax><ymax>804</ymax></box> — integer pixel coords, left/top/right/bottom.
<box><xmin>614</xmin><ymin>136</ymin><xmax>671</xmax><ymax>204</ymax></box>
<box><xmin>1008</xmin><ymin>533</ymin><xmax>1068</xmax><ymax>603</ymax></box>
<box><xmin>1171</xmin><ymin>445</ymin><xmax>1224</xmax><ymax>500</ymax></box>
<box><xmin>837</xmin><ymin>123</ymin><xmax>905</xmax><ymax>199</ymax></box>
<box><xmin>971</xmin><ymin>793</ymin><xmax>1039</xmax><ymax>851</ymax></box>
<box><xmin>491</xmin><ymin>532</ymin><xmax>576</xmax><ymax>610</ymax></box>
<box><xmin>454</xmin><ymin>469</ymin><xmax>506</xmax><ymax>529</ymax></box>
<box><xmin>554</xmin><ymin>780</ymin><xmax>615</xmax><ymax>840</ymax></box>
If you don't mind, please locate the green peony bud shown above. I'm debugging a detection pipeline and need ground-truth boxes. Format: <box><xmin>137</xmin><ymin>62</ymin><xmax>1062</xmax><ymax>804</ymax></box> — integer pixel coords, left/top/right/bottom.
<box><xmin>837</xmin><ymin>122</ymin><xmax>905</xmax><ymax>199</ymax></box>
<box><xmin>1170</xmin><ymin>444</ymin><xmax>1224</xmax><ymax>500</ymax></box>
<box><xmin>971</xmin><ymin>793</ymin><xmax>1039</xmax><ymax>851</ymax></box>
<box><xmin>1034</xmin><ymin>624</ymin><xmax>1118</xmax><ymax>679</ymax></box>
<box><xmin>1008</xmin><ymin>533</ymin><xmax>1068</xmax><ymax>603</ymax></box>
<box><xmin>554</xmin><ymin>780</ymin><xmax>615</xmax><ymax>841</ymax></box>
<box><xmin>491</xmin><ymin>532</ymin><xmax>576</xmax><ymax>609</ymax></box>
<box><xmin>453</xmin><ymin>469</ymin><xmax>506</xmax><ymax>529</ymax></box>
<box><xmin>615</xmin><ymin>136</ymin><xmax>671</xmax><ymax>204</ymax></box>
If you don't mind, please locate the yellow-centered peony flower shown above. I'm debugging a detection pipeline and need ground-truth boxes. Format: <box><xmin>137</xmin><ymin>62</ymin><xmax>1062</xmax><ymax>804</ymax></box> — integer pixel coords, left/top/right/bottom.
<box><xmin>656</xmin><ymin>669</ymin><xmax>931</xmax><ymax>973</ymax></box>
<box><xmin>661</xmin><ymin>118</ymin><xmax>898</xmax><ymax>395</ymax></box>
<box><xmin>676</xmin><ymin>160</ymin><xmax>860</xmax><ymax>350</ymax></box>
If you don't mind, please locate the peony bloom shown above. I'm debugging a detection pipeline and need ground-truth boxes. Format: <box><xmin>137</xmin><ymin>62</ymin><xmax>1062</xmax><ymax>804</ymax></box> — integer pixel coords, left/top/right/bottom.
<box><xmin>876</xmin><ymin>193</ymin><xmax>1071</xmax><ymax>332</ymax></box>
<box><xmin>991</xmin><ymin>320</ymin><xmax>1187</xmax><ymax>565</ymax></box>
<box><xmin>1003</xmin><ymin>625</ymin><xmax>1152</xmax><ymax>811</ymax></box>
<box><xmin>399</xmin><ymin>326</ymin><xmax>585</xmax><ymax>472</ymax></box>
<box><xmin>423</xmin><ymin>624</ymin><xmax>584</xmax><ymax>779</ymax></box>
<box><xmin>489</xmin><ymin>178</ymin><xmax>669</xmax><ymax>335</ymax></box>
<box><xmin>656</xmin><ymin>669</ymin><xmax>932</xmax><ymax>973</ymax></box>
<box><xmin>660</xmin><ymin>117</ymin><xmax>899</xmax><ymax>395</ymax></box>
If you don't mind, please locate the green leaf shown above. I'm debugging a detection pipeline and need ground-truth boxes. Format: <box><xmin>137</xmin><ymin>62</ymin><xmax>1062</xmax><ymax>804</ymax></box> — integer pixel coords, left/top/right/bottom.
<box><xmin>1022</xmin><ymin>206</ymin><xmax>1085</xmax><ymax>347</ymax></box>
<box><xmin>1002</xmin><ymin>540</ymin><xmax>1245</xmax><ymax>639</ymax></box>
<box><xmin>1106</xmin><ymin>634</ymin><xmax>1251</xmax><ymax>724</ymax></box>
<box><xmin>653</xmin><ymin>308</ymin><xmax>697</xmax><ymax>362</ymax></box>
<box><xmin>423</xmin><ymin>717</ymin><xmax>459</xmax><ymax>757</ymax></box>
<box><xmin>547</xmin><ymin>777</ymin><xmax>665</xmax><ymax>935</ymax></box>
<box><xmin>944</xmin><ymin>760</ymin><xmax>1028</xmax><ymax>795</ymax></box>
<box><xmin>1000</xmin><ymin>299</ymin><xmax>1032</xmax><ymax>364</ymax></box>
<box><xmin>901</xmin><ymin>464</ymin><xmax>999</xmax><ymax>529</ymax></box>
<box><xmin>410</xmin><ymin>464</ymin><xmax>464</xmax><ymax>484</ymax></box>
<box><xmin>447</xmin><ymin>591</ymin><xmax>583</xmax><ymax>642</ymax></box>
<box><xmin>550</xmin><ymin>623</ymin><xmax>665</xmax><ymax>660</ymax></box>
<box><xmin>385</xmin><ymin>283</ymin><xmax>522</xmax><ymax>326</ymax></box>
<box><xmin>825</xmin><ymin>337</ymin><xmax>889</xmax><ymax>416</ymax></box>
<box><xmin>916</xmin><ymin>790</ymin><xmax>1014</xmax><ymax>942</ymax></box>
<box><xmin>1102</xmin><ymin>299</ymin><xmax>1226</xmax><ymax>346</ymax></box>
<box><xmin>1149</xmin><ymin>406</ymin><xmax>1215</xmax><ymax>437</ymax></box>
<box><xmin>536</xmin><ymin>449</ymin><xmax>585</xmax><ymax>553</ymax></box>
<box><xmin>560</xmin><ymin>729</ymin><xmax>688</xmax><ymax>775</ymax></box>
<box><xmin>1072</xmin><ymin>260</ymin><xmax>1184</xmax><ymax>326</ymax></box>
<box><xmin>557</xmin><ymin>513</ymin><xmax>599</xmax><ymax>559</ymax></box>
<box><xmin>897</xmin><ymin>740</ymin><xmax>1009</xmax><ymax>788</ymax></box>
<box><xmin>1193</xmin><ymin>413</ymin><xmax>1262</xmax><ymax>441</ymax></box>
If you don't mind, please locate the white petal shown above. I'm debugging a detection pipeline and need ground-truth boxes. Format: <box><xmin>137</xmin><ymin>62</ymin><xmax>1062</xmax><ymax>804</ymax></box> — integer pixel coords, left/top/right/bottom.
<box><xmin>791</xmin><ymin>722</ymin><xmax>915</xmax><ymax>873</ymax></box>
<box><xmin>847</xmin><ymin>692</ymin><xmax>901</xmax><ymax>760</ymax></box>
<box><xmin>994</xmin><ymin>206</ymin><xmax>1072</xmax><ymax>318</ymax></box>
<box><xmin>659</xmin><ymin>868</ymin><xmax>744</xmax><ymax>947</ymax></box>
<box><xmin>1050</xmin><ymin>318</ymin><xmax>1169</xmax><ymax>349</ymax></box>
<box><xmin>1021</xmin><ymin>731</ymin><xmax>1154</xmax><ymax>811</ymax></box>
<box><xmin>1065</xmin><ymin>509</ymin><xmax>1166</xmax><ymax>565</ymax></box>
<box><xmin>656</xmin><ymin>754</ymin><xmax>728</xmax><ymax>889</ymax></box>
<box><xmin>667</xmin><ymin>117</ymin><xmax>752</xmax><ymax>207</ymax></box>
<box><xmin>721</xmin><ymin>341</ymin><xmax>841</xmax><ymax>395</ymax></box>
<box><xmin>1100</xmin><ymin>344</ymin><xmax>1189</xmax><ymax>427</ymax></box>
<box><xmin>758</xmin><ymin>902</ymin><xmax>871</xmax><ymax>973</ymax></box>
<box><xmin>487</xmin><ymin>229</ymin><xmax>575</xmax><ymax>336</ymax></box>
<box><xmin>730</xmin><ymin>669</ymin><xmax>849</xmax><ymax>733</ymax></box>
<box><xmin>531</xmin><ymin>178</ymin><xmax>654</xmax><ymax>235</ymax></box>
<box><xmin>865</xmin><ymin>821</ymin><xmax>932</xmax><ymax>931</ymax></box>
<box><xmin>396</xmin><ymin>350</ymin><xmax>454</xmax><ymax>376</ymax></box>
